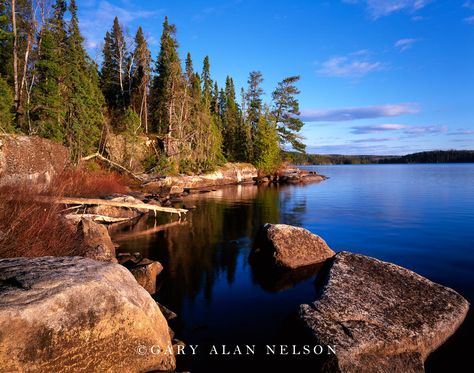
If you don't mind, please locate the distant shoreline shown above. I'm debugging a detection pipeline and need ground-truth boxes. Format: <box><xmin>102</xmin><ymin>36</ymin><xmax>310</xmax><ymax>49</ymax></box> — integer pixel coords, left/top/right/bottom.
<box><xmin>286</xmin><ymin>150</ymin><xmax>474</xmax><ymax>165</ymax></box>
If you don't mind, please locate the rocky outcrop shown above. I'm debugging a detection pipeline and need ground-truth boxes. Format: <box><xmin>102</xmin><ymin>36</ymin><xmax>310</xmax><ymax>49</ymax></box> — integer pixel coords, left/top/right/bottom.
<box><xmin>298</xmin><ymin>251</ymin><xmax>470</xmax><ymax>373</ymax></box>
<box><xmin>105</xmin><ymin>133</ymin><xmax>154</xmax><ymax>174</ymax></box>
<box><xmin>250</xmin><ymin>224</ymin><xmax>335</xmax><ymax>269</ymax></box>
<box><xmin>0</xmin><ymin>256</ymin><xmax>176</xmax><ymax>373</ymax></box>
<box><xmin>75</xmin><ymin>218</ymin><xmax>117</xmax><ymax>262</ymax></box>
<box><xmin>143</xmin><ymin>163</ymin><xmax>257</xmax><ymax>193</ymax></box>
<box><xmin>128</xmin><ymin>259</ymin><xmax>163</xmax><ymax>294</ymax></box>
<box><xmin>0</xmin><ymin>135</ymin><xmax>69</xmax><ymax>188</ymax></box>
<box><xmin>278</xmin><ymin>167</ymin><xmax>327</xmax><ymax>184</ymax></box>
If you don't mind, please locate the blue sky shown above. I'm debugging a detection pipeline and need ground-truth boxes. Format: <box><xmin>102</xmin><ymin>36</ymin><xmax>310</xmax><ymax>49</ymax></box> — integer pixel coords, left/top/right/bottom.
<box><xmin>78</xmin><ymin>0</ymin><xmax>474</xmax><ymax>155</ymax></box>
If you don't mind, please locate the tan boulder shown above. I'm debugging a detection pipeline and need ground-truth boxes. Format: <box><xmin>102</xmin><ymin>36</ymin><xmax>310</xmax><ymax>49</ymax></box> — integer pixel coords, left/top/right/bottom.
<box><xmin>0</xmin><ymin>256</ymin><xmax>176</xmax><ymax>372</ymax></box>
<box><xmin>250</xmin><ymin>224</ymin><xmax>335</xmax><ymax>269</ymax></box>
<box><xmin>76</xmin><ymin>218</ymin><xmax>117</xmax><ymax>262</ymax></box>
<box><xmin>299</xmin><ymin>252</ymin><xmax>470</xmax><ymax>373</ymax></box>
<box><xmin>129</xmin><ymin>259</ymin><xmax>164</xmax><ymax>294</ymax></box>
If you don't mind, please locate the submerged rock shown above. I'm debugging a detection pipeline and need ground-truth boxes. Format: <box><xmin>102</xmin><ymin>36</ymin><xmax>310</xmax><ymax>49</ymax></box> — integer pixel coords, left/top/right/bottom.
<box><xmin>129</xmin><ymin>259</ymin><xmax>163</xmax><ymax>294</ymax></box>
<box><xmin>76</xmin><ymin>218</ymin><xmax>117</xmax><ymax>262</ymax></box>
<box><xmin>250</xmin><ymin>224</ymin><xmax>335</xmax><ymax>269</ymax></box>
<box><xmin>298</xmin><ymin>252</ymin><xmax>470</xmax><ymax>373</ymax></box>
<box><xmin>0</xmin><ymin>256</ymin><xmax>176</xmax><ymax>372</ymax></box>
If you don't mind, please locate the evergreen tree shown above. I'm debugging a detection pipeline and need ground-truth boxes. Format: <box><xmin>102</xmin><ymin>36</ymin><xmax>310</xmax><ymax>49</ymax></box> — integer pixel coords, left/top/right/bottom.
<box><xmin>100</xmin><ymin>16</ymin><xmax>128</xmax><ymax>112</ymax></box>
<box><xmin>0</xmin><ymin>75</ymin><xmax>14</xmax><ymax>132</ymax></box>
<box><xmin>30</xmin><ymin>26</ymin><xmax>65</xmax><ymax>141</ymax></box>
<box><xmin>150</xmin><ymin>16</ymin><xmax>188</xmax><ymax>168</ymax></box>
<box><xmin>221</xmin><ymin>76</ymin><xmax>242</xmax><ymax>161</ymax></box>
<box><xmin>185</xmin><ymin>52</ymin><xmax>194</xmax><ymax>83</ymax></box>
<box><xmin>0</xmin><ymin>2</ymin><xmax>12</xmax><ymax>81</ymax></box>
<box><xmin>246</xmin><ymin>71</ymin><xmax>264</xmax><ymax>132</ymax></box>
<box><xmin>271</xmin><ymin>75</ymin><xmax>305</xmax><ymax>152</ymax></box>
<box><xmin>64</xmin><ymin>0</ymin><xmax>105</xmax><ymax>160</ymax></box>
<box><xmin>131</xmin><ymin>26</ymin><xmax>151</xmax><ymax>133</ymax></box>
<box><xmin>201</xmin><ymin>55</ymin><xmax>213</xmax><ymax>106</ymax></box>
<box><xmin>253</xmin><ymin>107</ymin><xmax>280</xmax><ymax>173</ymax></box>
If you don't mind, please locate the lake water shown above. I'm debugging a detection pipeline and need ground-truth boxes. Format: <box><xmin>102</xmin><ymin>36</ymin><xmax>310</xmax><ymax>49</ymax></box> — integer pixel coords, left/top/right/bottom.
<box><xmin>114</xmin><ymin>164</ymin><xmax>474</xmax><ymax>373</ymax></box>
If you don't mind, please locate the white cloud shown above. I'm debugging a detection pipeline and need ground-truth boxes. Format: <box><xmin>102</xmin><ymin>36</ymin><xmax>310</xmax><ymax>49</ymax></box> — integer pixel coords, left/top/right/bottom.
<box><xmin>318</xmin><ymin>54</ymin><xmax>384</xmax><ymax>78</ymax></box>
<box><xmin>394</xmin><ymin>38</ymin><xmax>419</xmax><ymax>51</ymax></box>
<box><xmin>79</xmin><ymin>1</ymin><xmax>163</xmax><ymax>55</ymax></box>
<box><xmin>343</xmin><ymin>0</ymin><xmax>433</xmax><ymax>19</ymax></box>
<box><xmin>464</xmin><ymin>15</ymin><xmax>474</xmax><ymax>24</ymax></box>
<box><xmin>351</xmin><ymin>123</ymin><xmax>448</xmax><ymax>135</ymax></box>
<box><xmin>300</xmin><ymin>103</ymin><xmax>419</xmax><ymax>122</ymax></box>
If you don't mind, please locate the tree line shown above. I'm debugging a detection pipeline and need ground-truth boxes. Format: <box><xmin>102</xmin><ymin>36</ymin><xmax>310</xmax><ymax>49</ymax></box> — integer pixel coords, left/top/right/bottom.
<box><xmin>0</xmin><ymin>0</ymin><xmax>305</xmax><ymax>173</ymax></box>
<box><xmin>285</xmin><ymin>150</ymin><xmax>474</xmax><ymax>165</ymax></box>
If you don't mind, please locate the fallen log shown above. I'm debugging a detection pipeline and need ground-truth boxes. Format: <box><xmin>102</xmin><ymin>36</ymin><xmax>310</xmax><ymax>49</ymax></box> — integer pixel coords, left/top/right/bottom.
<box><xmin>80</xmin><ymin>153</ymin><xmax>144</xmax><ymax>181</ymax></box>
<box><xmin>64</xmin><ymin>214</ymin><xmax>133</xmax><ymax>224</ymax></box>
<box><xmin>36</xmin><ymin>196</ymin><xmax>188</xmax><ymax>217</ymax></box>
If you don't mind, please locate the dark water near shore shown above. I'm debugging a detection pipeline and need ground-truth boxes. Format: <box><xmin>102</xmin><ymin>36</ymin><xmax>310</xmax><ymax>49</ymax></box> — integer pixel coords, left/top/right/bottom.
<box><xmin>114</xmin><ymin>164</ymin><xmax>474</xmax><ymax>373</ymax></box>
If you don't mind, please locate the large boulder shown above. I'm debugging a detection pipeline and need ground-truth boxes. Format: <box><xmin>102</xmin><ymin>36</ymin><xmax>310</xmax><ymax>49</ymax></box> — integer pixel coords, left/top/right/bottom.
<box><xmin>128</xmin><ymin>259</ymin><xmax>163</xmax><ymax>294</ymax></box>
<box><xmin>0</xmin><ymin>256</ymin><xmax>176</xmax><ymax>372</ymax></box>
<box><xmin>250</xmin><ymin>224</ymin><xmax>335</xmax><ymax>269</ymax></box>
<box><xmin>76</xmin><ymin>218</ymin><xmax>117</xmax><ymax>262</ymax></box>
<box><xmin>0</xmin><ymin>135</ymin><xmax>69</xmax><ymax>188</ymax></box>
<box><xmin>298</xmin><ymin>252</ymin><xmax>470</xmax><ymax>373</ymax></box>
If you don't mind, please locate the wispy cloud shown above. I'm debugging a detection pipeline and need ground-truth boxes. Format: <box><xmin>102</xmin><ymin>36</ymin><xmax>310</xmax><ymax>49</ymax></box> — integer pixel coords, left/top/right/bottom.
<box><xmin>394</xmin><ymin>38</ymin><xmax>419</xmax><ymax>51</ymax></box>
<box><xmin>317</xmin><ymin>52</ymin><xmax>385</xmax><ymax>78</ymax></box>
<box><xmin>464</xmin><ymin>1</ymin><xmax>474</xmax><ymax>10</ymax></box>
<box><xmin>448</xmin><ymin>128</ymin><xmax>474</xmax><ymax>135</ymax></box>
<box><xmin>300</xmin><ymin>103</ymin><xmax>419</xmax><ymax>122</ymax></box>
<box><xmin>352</xmin><ymin>137</ymin><xmax>399</xmax><ymax>143</ymax></box>
<box><xmin>351</xmin><ymin>123</ymin><xmax>448</xmax><ymax>135</ymax></box>
<box><xmin>464</xmin><ymin>15</ymin><xmax>474</xmax><ymax>24</ymax></box>
<box><xmin>79</xmin><ymin>1</ymin><xmax>163</xmax><ymax>52</ymax></box>
<box><xmin>343</xmin><ymin>0</ymin><xmax>433</xmax><ymax>19</ymax></box>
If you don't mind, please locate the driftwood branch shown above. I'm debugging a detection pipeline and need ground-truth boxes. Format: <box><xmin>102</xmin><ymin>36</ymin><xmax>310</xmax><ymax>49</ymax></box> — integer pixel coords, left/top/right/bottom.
<box><xmin>80</xmin><ymin>152</ymin><xmax>143</xmax><ymax>181</ymax></box>
<box><xmin>36</xmin><ymin>196</ymin><xmax>188</xmax><ymax>216</ymax></box>
<box><xmin>64</xmin><ymin>214</ymin><xmax>132</xmax><ymax>224</ymax></box>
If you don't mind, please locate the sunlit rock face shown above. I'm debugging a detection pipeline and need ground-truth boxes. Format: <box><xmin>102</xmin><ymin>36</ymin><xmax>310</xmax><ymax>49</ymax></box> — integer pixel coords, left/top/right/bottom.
<box><xmin>0</xmin><ymin>256</ymin><xmax>175</xmax><ymax>373</ymax></box>
<box><xmin>299</xmin><ymin>252</ymin><xmax>470</xmax><ymax>373</ymax></box>
<box><xmin>250</xmin><ymin>223</ymin><xmax>335</xmax><ymax>269</ymax></box>
<box><xmin>0</xmin><ymin>135</ymin><xmax>69</xmax><ymax>188</ymax></box>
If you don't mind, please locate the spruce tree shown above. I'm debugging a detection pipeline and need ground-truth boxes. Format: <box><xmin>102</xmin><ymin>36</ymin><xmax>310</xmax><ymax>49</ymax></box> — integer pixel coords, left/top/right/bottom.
<box><xmin>64</xmin><ymin>0</ymin><xmax>104</xmax><ymax>160</ymax></box>
<box><xmin>271</xmin><ymin>75</ymin><xmax>306</xmax><ymax>153</ymax></box>
<box><xmin>30</xmin><ymin>26</ymin><xmax>65</xmax><ymax>141</ymax></box>
<box><xmin>131</xmin><ymin>26</ymin><xmax>151</xmax><ymax>133</ymax></box>
<box><xmin>201</xmin><ymin>56</ymin><xmax>212</xmax><ymax>106</ymax></box>
<box><xmin>221</xmin><ymin>76</ymin><xmax>242</xmax><ymax>161</ymax></box>
<box><xmin>100</xmin><ymin>17</ymin><xmax>128</xmax><ymax>111</ymax></box>
<box><xmin>0</xmin><ymin>75</ymin><xmax>14</xmax><ymax>132</ymax></box>
<box><xmin>254</xmin><ymin>107</ymin><xmax>280</xmax><ymax>173</ymax></box>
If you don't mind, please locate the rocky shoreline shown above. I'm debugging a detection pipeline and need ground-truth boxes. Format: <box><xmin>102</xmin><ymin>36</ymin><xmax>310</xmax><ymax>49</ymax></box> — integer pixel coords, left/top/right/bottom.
<box><xmin>0</xmin><ymin>136</ymin><xmax>469</xmax><ymax>372</ymax></box>
<box><xmin>1</xmin><ymin>219</ymin><xmax>470</xmax><ymax>372</ymax></box>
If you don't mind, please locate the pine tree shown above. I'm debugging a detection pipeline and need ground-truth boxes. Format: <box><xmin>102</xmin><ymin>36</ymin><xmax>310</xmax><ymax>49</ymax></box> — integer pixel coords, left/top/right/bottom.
<box><xmin>271</xmin><ymin>75</ymin><xmax>305</xmax><ymax>153</ymax></box>
<box><xmin>221</xmin><ymin>76</ymin><xmax>243</xmax><ymax>161</ymax></box>
<box><xmin>30</xmin><ymin>26</ymin><xmax>65</xmax><ymax>141</ymax></box>
<box><xmin>100</xmin><ymin>16</ymin><xmax>128</xmax><ymax>112</ymax></box>
<box><xmin>201</xmin><ymin>56</ymin><xmax>212</xmax><ymax>106</ymax></box>
<box><xmin>150</xmin><ymin>16</ymin><xmax>188</xmax><ymax>167</ymax></box>
<box><xmin>131</xmin><ymin>26</ymin><xmax>151</xmax><ymax>133</ymax></box>
<box><xmin>0</xmin><ymin>2</ymin><xmax>12</xmax><ymax>83</ymax></box>
<box><xmin>64</xmin><ymin>0</ymin><xmax>104</xmax><ymax>160</ymax></box>
<box><xmin>254</xmin><ymin>107</ymin><xmax>280</xmax><ymax>173</ymax></box>
<box><xmin>0</xmin><ymin>75</ymin><xmax>14</xmax><ymax>132</ymax></box>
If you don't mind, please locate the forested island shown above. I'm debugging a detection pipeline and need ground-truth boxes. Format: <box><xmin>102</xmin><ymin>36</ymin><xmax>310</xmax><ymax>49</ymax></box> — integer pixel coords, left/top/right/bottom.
<box><xmin>286</xmin><ymin>150</ymin><xmax>474</xmax><ymax>165</ymax></box>
<box><xmin>0</xmin><ymin>0</ymin><xmax>305</xmax><ymax>174</ymax></box>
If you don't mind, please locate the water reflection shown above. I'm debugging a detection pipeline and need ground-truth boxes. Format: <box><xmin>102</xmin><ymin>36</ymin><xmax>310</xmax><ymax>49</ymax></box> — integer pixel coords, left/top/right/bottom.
<box><xmin>113</xmin><ymin>184</ymin><xmax>298</xmax><ymax>313</ymax></box>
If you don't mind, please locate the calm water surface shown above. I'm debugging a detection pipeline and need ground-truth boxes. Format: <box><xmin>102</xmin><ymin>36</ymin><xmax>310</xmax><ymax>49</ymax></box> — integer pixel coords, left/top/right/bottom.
<box><xmin>114</xmin><ymin>164</ymin><xmax>474</xmax><ymax>372</ymax></box>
